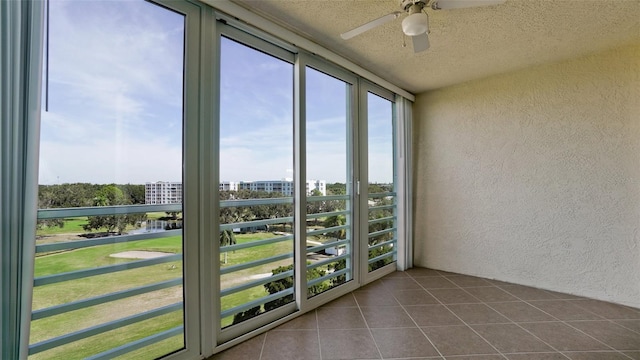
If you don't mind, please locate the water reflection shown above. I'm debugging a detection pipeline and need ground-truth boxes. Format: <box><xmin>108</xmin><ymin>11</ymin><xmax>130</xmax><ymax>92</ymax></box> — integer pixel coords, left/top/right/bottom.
<box><xmin>130</xmin><ymin>219</ymin><xmax>182</xmax><ymax>234</ymax></box>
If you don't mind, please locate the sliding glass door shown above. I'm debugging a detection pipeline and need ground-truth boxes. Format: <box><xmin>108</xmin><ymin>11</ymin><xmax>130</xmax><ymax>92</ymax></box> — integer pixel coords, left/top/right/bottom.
<box><xmin>304</xmin><ymin>63</ymin><xmax>357</xmax><ymax>298</ymax></box>
<box><xmin>214</xmin><ymin>24</ymin><xmax>400</xmax><ymax>342</ymax></box>
<box><xmin>217</xmin><ymin>28</ymin><xmax>296</xmax><ymax>341</ymax></box>
<box><xmin>360</xmin><ymin>84</ymin><xmax>398</xmax><ymax>281</ymax></box>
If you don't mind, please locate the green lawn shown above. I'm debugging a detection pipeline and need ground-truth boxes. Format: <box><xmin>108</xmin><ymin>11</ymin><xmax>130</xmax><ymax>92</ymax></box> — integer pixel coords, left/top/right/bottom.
<box><xmin>33</xmin><ymin>237</ymin><xmax>182</xmax><ymax>278</ymax></box>
<box><xmin>30</xmin><ymin>231</ymin><xmax>296</xmax><ymax>359</ymax></box>
<box><xmin>36</xmin><ymin>217</ymin><xmax>89</xmax><ymax>236</ymax></box>
<box><xmin>35</xmin><ymin>212</ymin><xmax>178</xmax><ymax>237</ymax></box>
<box><xmin>220</xmin><ymin>232</ymin><xmax>293</xmax><ymax>327</ymax></box>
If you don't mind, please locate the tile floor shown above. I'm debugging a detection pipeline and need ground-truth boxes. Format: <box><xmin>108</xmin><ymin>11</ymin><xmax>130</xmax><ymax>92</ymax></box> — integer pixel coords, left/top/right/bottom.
<box><xmin>209</xmin><ymin>268</ymin><xmax>640</xmax><ymax>360</ymax></box>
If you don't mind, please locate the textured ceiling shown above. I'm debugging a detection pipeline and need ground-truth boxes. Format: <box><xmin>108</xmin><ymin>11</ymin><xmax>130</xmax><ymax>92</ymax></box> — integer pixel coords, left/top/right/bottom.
<box><xmin>229</xmin><ymin>0</ymin><xmax>640</xmax><ymax>94</ymax></box>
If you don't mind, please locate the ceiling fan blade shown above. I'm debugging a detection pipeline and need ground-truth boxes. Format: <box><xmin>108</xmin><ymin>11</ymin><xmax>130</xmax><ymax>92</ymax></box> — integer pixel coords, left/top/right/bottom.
<box><xmin>431</xmin><ymin>0</ymin><xmax>505</xmax><ymax>10</ymax></box>
<box><xmin>412</xmin><ymin>33</ymin><xmax>430</xmax><ymax>53</ymax></box>
<box><xmin>340</xmin><ymin>11</ymin><xmax>402</xmax><ymax>40</ymax></box>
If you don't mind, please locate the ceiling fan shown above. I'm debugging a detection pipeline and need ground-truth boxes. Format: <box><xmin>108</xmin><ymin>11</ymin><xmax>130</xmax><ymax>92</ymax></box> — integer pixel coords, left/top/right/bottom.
<box><xmin>340</xmin><ymin>0</ymin><xmax>506</xmax><ymax>53</ymax></box>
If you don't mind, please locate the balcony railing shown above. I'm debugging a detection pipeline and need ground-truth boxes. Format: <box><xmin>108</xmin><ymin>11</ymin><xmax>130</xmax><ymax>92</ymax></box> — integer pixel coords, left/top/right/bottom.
<box><xmin>30</xmin><ymin>191</ymin><xmax>396</xmax><ymax>358</ymax></box>
<box><xmin>30</xmin><ymin>204</ymin><xmax>185</xmax><ymax>359</ymax></box>
<box><xmin>218</xmin><ymin>194</ymin><xmax>354</xmax><ymax>327</ymax></box>
<box><xmin>367</xmin><ymin>191</ymin><xmax>397</xmax><ymax>271</ymax></box>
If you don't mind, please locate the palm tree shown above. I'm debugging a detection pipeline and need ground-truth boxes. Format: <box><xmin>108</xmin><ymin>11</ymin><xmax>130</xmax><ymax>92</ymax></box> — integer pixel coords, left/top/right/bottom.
<box><xmin>324</xmin><ymin>214</ymin><xmax>346</xmax><ymax>239</ymax></box>
<box><xmin>219</xmin><ymin>229</ymin><xmax>237</xmax><ymax>264</ymax></box>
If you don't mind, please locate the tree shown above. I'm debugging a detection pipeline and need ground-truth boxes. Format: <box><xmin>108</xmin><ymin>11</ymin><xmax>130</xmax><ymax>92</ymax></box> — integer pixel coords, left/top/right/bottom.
<box><xmin>231</xmin><ymin>306</ymin><xmax>261</xmax><ymax>325</ymax></box>
<box><xmin>36</xmin><ymin>183</ymin><xmax>149</xmax><ymax>233</ymax></box>
<box><xmin>307</xmin><ymin>189</ymin><xmax>324</xmax><ymax>225</ymax></box>
<box><xmin>162</xmin><ymin>211</ymin><xmax>181</xmax><ymax>220</ymax></box>
<box><xmin>263</xmin><ymin>264</ymin><xmax>328</xmax><ymax>311</ymax></box>
<box><xmin>219</xmin><ymin>229</ymin><xmax>236</xmax><ymax>264</ymax></box>
<box><xmin>231</xmin><ymin>263</ymin><xmax>328</xmax><ymax>325</ymax></box>
<box><xmin>38</xmin><ymin>183</ymin><xmax>97</xmax><ymax>209</ymax></box>
<box><xmin>220</xmin><ymin>189</ymin><xmax>293</xmax><ymax>233</ymax></box>
<box><xmin>219</xmin><ymin>190</ymin><xmax>255</xmax><ymax>227</ymax></box>
<box><xmin>368</xmin><ymin>182</ymin><xmax>392</xmax><ymax>194</ymax></box>
<box><xmin>326</xmin><ymin>182</ymin><xmax>346</xmax><ymax>195</ymax></box>
<box><xmin>36</xmin><ymin>218</ymin><xmax>64</xmax><ymax>231</ymax></box>
<box><xmin>368</xmin><ymin>245</ymin><xmax>394</xmax><ymax>271</ymax></box>
<box><xmin>119</xmin><ymin>183</ymin><xmax>145</xmax><ymax>204</ymax></box>
<box><xmin>367</xmin><ymin>196</ymin><xmax>394</xmax><ymax>271</ymax></box>
<box><xmin>37</xmin><ymin>183</ymin><xmax>97</xmax><ymax>231</ymax></box>
<box><xmin>324</xmin><ymin>214</ymin><xmax>346</xmax><ymax>240</ymax></box>
<box><xmin>82</xmin><ymin>185</ymin><xmax>146</xmax><ymax>235</ymax></box>
<box><xmin>329</xmin><ymin>259</ymin><xmax>347</xmax><ymax>287</ymax></box>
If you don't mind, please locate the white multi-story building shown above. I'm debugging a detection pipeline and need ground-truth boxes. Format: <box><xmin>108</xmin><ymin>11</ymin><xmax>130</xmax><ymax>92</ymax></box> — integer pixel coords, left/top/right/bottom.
<box><xmin>219</xmin><ymin>181</ymin><xmax>239</xmax><ymax>191</ymax></box>
<box><xmin>219</xmin><ymin>179</ymin><xmax>326</xmax><ymax>196</ymax></box>
<box><xmin>145</xmin><ymin>181</ymin><xmax>183</xmax><ymax>204</ymax></box>
<box><xmin>306</xmin><ymin>179</ymin><xmax>326</xmax><ymax>195</ymax></box>
<box><xmin>149</xmin><ymin>179</ymin><xmax>327</xmax><ymax>202</ymax></box>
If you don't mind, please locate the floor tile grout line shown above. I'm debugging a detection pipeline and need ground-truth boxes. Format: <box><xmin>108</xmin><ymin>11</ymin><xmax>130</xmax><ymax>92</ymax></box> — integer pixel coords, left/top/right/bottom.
<box><xmin>612</xmin><ymin>320</ymin><xmax>640</xmax><ymax>336</ymax></box>
<box><xmin>485</xmin><ymin>280</ymin><xmax>629</xmax><ymax>358</ymax></box>
<box><xmin>518</xmin><ymin>302</ymin><xmax>627</xmax><ymax>354</ymax></box>
<box><xmin>392</xmin><ymin>293</ymin><xmax>446</xmax><ymax>359</ymax></box>
<box><xmin>558</xmin><ymin>314</ymin><xmax>640</xmax><ymax>340</ymax></box>
<box><xmin>457</xmin><ymin>280</ymin><xmax>598</xmax><ymax>359</ymax></box>
<box><xmin>416</xmin><ymin>272</ymin><xmax>570</xmax><ymax>359</ymax></box>
<box><xmin>527</xmin><ymin>298</ymin><xmax>607</xmax><ymax>320</ymax></box>
<box><xmin>353</xmin><ymin>289</ymin><xmax>385</xmax><ymax>359</ymax></box>
<box><xmin>258</xmin><ymin>329</ymin><xmax>268</xmax><ymax>360</ymax></box>
<box><xmin>216</xmin><ymin>269</ymin><xmax>638</xmax><ymax>359</ymax></box>
<box><xmin>503</xmin><ymin>294</ymin><xmax>629</xmax><ymax>358</ymax></box>
<box><xmin>480</xmin><ymin>301</ymin><xmax>572</xmax><ymax>359</ymax></box>
<box><xmin>315</xmin><ymin>309</ymin><xmax>323</xmax><ymax>360</ymax></box>
<box><xmin>568</xmin><ymin>297</ymin><xmax>640</xmax><ymax>316</ymax></box>
<box><xmin>621</xmin><ymin>352</ymin><xmax>637</xmax><ymax>360</ymax></box>
<box><xmin>561</xmin><ymin>350</ymin><xmax>637</xmax><ymax>360</ymax></box>
<box><xmin>570</xmin><ymin>303</ymin><xmax>640</xmax><ymax>357</ymax></box>
<box><xmin>427</xmin><ymin>270</ymin><xmax>622</xmax><ymax>305</ymax></box>
<box><xmin>409</xmin><ymin>276</ymin><xmax>509</xmax><ymax>359</ymax></box>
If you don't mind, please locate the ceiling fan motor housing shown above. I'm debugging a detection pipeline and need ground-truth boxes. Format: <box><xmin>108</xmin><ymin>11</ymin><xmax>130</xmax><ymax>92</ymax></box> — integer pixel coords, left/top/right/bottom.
<box><xmin>400</xmin><ymin>0</ymin><xmax>428</xmax><ymax>13</ymax></box>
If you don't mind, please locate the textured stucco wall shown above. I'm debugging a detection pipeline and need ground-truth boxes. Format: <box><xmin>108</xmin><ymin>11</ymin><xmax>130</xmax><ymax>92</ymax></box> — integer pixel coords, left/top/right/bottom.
<box><xmin>413</xmin><ymin>44</ymin><xmax>640</xmax><ymax>308</ymax></box>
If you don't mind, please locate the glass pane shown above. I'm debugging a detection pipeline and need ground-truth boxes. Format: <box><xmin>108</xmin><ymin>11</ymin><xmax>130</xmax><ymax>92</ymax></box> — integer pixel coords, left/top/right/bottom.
<box><xmin>31</xmin><ymin>1</ymin><xmax>185</xmax><ymax>359</ymax></box>
<box><xmin>219</xmin><ymin>37</ymin><xmax>294</xmax><ymax>328</ymax></box>
<box><xmin>305</xmin><ymin>67</ymin><xmax>352</xmax><ymax>297</ymax></box>
<box><xmin>367</xmin><ymin>92</ymin><xmax>397</xmax><ymax>272</ymax></box>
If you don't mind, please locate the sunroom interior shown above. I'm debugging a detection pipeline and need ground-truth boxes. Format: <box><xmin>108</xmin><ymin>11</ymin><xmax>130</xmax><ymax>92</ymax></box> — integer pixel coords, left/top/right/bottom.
<box><xmin>1</xmin><ymin>0</ymin><xmax>639</xmax><ymax>359</ymax></box>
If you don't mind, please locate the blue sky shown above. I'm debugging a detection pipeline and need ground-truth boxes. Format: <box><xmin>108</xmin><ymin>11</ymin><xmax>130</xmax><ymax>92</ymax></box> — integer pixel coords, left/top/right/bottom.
<box><xmin>40</xmin><ymin>0</ymin><xmax>393</xmax><ymax>185</ymax></box>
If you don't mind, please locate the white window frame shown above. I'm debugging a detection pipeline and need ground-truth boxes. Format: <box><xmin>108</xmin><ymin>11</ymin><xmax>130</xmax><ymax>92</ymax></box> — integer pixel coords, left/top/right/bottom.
<box><xmin>15</xmin><ymin>0</ymin><xmax>414</xmax><ymax>358</ymax></box>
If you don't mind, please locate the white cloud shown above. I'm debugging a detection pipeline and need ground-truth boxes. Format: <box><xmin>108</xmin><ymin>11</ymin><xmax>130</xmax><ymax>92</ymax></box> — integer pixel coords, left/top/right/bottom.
<box><xmin>40</xmin><ymin>1</ymin><xmax>184</xmax><ymax>184</ymax></box>
<box><xmin>39</xmin><ymin>1</ymin><xmax>395</xmax><ymax>186</ymax></box>
<box><xmin>39</xmin><ymin>137</ymin><xmax>181</xmax><ymax>185</ymax></box>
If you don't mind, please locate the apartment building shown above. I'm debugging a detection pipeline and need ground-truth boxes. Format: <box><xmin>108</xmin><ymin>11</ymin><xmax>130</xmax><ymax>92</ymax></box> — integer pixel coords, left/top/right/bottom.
<box><xmin>144</xmin><ymin>181</ymin><xmax>183</xmax><ymax>205</ymax></box>
<box><xmin>219</xmin><ymin>179</ymin><xmax>326</xmax><ymax>196</ymax></box>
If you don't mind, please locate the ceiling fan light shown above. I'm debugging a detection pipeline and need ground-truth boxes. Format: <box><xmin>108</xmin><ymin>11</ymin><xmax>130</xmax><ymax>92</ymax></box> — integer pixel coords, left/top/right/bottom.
<box><xmin>402</xmin><ymin>12</ymin><xmax>428</xmax><ymax>36</ymax></box>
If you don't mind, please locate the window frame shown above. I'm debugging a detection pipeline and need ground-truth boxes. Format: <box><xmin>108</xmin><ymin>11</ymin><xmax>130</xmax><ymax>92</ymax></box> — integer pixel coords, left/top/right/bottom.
<box><xmin>18</xmin><ymin>0</ymin><xmax>414</xmax><ymax>358</ymax></box>
<box><xmin>358</xmin><ymin>81</ymin><xmax>400</xmax><ymax>284</ymax></box>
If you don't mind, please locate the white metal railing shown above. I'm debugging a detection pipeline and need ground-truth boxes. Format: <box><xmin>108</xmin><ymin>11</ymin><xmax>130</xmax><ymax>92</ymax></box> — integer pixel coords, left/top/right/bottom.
<box><xmin>219</xmin><ymin>194</ymin><xmax>352</xmax><ymax>326</ymax></box>
<box><xmin>31</xmin><ymin>192</ymin><xmax>392</xmax><ymax>356</ymax></box>
<box><xmin>367</xmin><ymin>192</ymin><xmax>397</xmax><ymax>270</ymax></box>
<box><xmin>31</xmin><ymin>204</ymin><xmax>184</xmax><ymax>358</ymax></box>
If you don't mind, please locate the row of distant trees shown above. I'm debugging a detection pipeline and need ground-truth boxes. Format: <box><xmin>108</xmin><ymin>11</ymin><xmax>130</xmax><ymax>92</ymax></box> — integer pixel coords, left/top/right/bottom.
<box><xmin>37</xmin><ymin>182</ymin><xmax>393</xmax><ymax>239</ymax></box>
<box><xmin>37</xmin><ymin>182</ymin><xmax>356</xmax><ymax>235</ymax></box>
<box><xmin>37</xmin><ymin>183</ymin><xmax>146</xmax><ymax>235</ymax></box>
